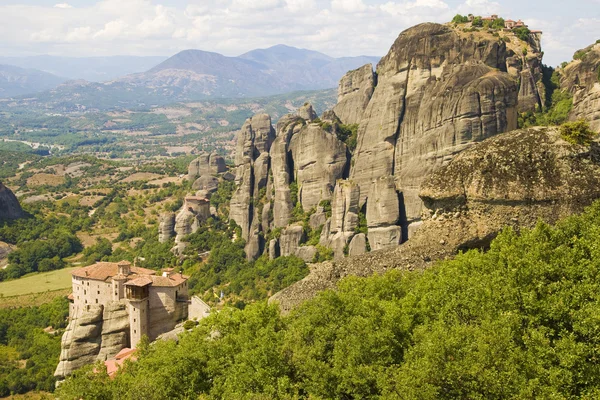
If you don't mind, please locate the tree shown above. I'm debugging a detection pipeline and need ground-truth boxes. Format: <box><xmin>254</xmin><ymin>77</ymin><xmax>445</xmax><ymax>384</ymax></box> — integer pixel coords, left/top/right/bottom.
<box><xmin>452</xmin><ymin>14</ymin><xmax>469</xmax><ymax>24</ymax></box>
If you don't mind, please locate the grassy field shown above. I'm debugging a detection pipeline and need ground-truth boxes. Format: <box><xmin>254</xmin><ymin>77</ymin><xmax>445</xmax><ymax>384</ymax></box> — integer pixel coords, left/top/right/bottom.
<box><xmin>0</xmin><ymin>267</ymin><xmax>75</xmax><ymax>298</ymax></box>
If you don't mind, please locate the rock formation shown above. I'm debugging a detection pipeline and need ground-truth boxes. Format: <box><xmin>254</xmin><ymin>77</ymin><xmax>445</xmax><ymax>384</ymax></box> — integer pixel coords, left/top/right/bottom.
<box><xmin>227</xmin><ymin>21</ymin><xmax>548</xmax><ymax>261</ymax></box>
<box><xmin>55</xmin><ymin>305</ymin><xmax>104</xmax><ymax>379</ymax></box>
<box><xmin>173</xmin><ymin>197</ymin><xmax>211</xmax><ymax>253</ymax></box>
<box><xmin>289</xmin><ymin>124</ymin><xmax>348</xmax><ymax>211</ymax></box>
<box><xmin>158</xmin><ymin>213</ymin><xmax>176</xmax><ymax>243</ymax></box>
<box><xmin>561</xmin><ymin>42</ymin><xmax>600</xmax><ymax>132</ymax></box>
<box><xmin>333</xmin><ymin>64</ymin><xmax>375</xmax><ymax>125</ymax></box>
<box><xmin>350</xmin><ymin>23</ymin><xmax>520</xmax><ymax>227</ymax></box>
<box><xmin>366</xmin><ymin>176</ymin><xmax>403</xmax><ymax>250</ymax></box>
<box><xmin>229</xmin><ymin>114</ymin><xmax>275</xmax><ymax>258</ymax></box>
<box><xmin>0</xmin><ymin>182</ymin><xmax>24</xmax><ymax>220</ymax></box>
<box><xmin>271</xmin><ymin>126</ymin><xmax>600</xmax><ymax>313</ymax></box>
<box><xmin>0</xmin><ymin>241</ymin><xmax>14</xmax><ymax>269</ymax></box>
<box><xmin>188</xmin><ymin>152</ymin><xmax>227</xmax><ymax>180</ymax></box>
<box><xmin>320</xmin><ymin>180</ymin><xmax>360</xmax><ymax>258</ymax></box>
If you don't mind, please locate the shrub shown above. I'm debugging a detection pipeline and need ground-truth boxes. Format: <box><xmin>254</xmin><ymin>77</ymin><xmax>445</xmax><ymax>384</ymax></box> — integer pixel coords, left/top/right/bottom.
<box><xmin>471</xmin><ymin>16</ymin><xmax>483</xmax><ymax>27</ymax></box>
<box><xmin>513</xmin><ymin>26</ymin><xmax>530</xmax><ymax>41</ymax></box>
<box><xmin>451</xmin><ymin>14</ymin><xmax>469</xmax><ymax>24</ymax></box>
<box><xmin>183</xmin><ymin>320</ymin><xmax>198</xmax><ymax>330</ymax></box>
<box><xmin>560</xmin><ymin>120</ymin><xmax>598</xmax><ymax>145</ymax></box>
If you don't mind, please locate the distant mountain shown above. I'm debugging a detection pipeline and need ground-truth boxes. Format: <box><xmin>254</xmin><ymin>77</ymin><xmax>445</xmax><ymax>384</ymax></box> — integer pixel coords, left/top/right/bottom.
<box><xmin>1</xmin><ymin>45</ymin><xmax>380</xmax><ymax>109</ymax></box>
<box><xmin>0</xmin><ymin>55</ymin><xmax>168</xmax><ymax>83</ymax></box>
<box><xmin>118</xmin><ymin>45</ymin><xmax>381</xmax><ymax>99</ymax></box>
<box><xmin>238</xmin><ymin>45</ymin><xmax>380</xmax><ymax>89</ymax></box>
<box><xmin>0</xmin><ymin>64</ymin><xmax>66</xmax><ymax>97</ymax></box>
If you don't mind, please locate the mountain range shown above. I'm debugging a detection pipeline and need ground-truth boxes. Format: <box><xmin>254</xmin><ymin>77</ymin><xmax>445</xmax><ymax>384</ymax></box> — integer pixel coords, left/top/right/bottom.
<box><xmin>0</xmin><ymin>45</ymin><xmax>380</xmax><ymax>105</ymax></box>
<box><xmin>0</xmin><ymin>64</ymin><xmax>67</xmax><ymax>97</ymax></box>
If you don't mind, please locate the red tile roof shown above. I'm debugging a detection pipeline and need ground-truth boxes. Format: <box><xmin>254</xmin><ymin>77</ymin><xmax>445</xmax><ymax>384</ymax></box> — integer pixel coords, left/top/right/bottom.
<box><xmin>125</xmin><ymin>276</ymin><xmax>153</xmax><ymax>287</ymax></box>
<box><xmin>148</xmin><ymin>273</ymin><xmax>189</xmax><ymax>287</ymax></box>
<box><xmin>72</xmin><ymin>262</ymin><xmax>156</xmax><ymax>282</ymax></box>
<box><xmin>104</xmin><ymin>348</ymin><xmax>137</xmax><ymax>378</ymax></box>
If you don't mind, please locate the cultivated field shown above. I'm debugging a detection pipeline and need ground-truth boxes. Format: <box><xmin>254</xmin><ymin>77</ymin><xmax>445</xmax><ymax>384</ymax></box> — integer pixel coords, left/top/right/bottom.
<box><xmin>0</xmin><ymin>267</ymin><xmax>75</xmax><ymax>299</ymax></box>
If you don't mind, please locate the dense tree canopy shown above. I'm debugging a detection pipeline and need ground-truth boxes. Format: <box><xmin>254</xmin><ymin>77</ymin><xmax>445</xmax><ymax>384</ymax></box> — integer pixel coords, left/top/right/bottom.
<box><xmin>57</xmin><ymin>201</ymin><xmax>600</xmax><ymax>399</ymax></box>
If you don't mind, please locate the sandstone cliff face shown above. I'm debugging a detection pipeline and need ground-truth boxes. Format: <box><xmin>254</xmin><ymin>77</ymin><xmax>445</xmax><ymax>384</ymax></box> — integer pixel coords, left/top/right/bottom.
<box><xmin>289</xmin><ymin>124</ymin><xmax>348</xmax><ymax>211</ymax></box>
<box><xmin>333</xmin><ymin>64</ymin><xmax>375</xmax><ymax>125</ymax></box>
<box><xmin>55</xmin><ymin>305</ymin><xmax>104</xmax><ymax>379</ymax></box>
<box><xmin>561</xmin><ymin>43</ymin><xmax>600</xmax><ymax>132</ymax></box>
<box><xmin>271</xmin><ymin>127</ymin><xmax>600</xmax><ymax>313</ymax></box>
<box><xmin>0</xmin><ymin>182</ymin><xmax>24</xmax><ymax>220</ymax></box>
<box><xmin>227</xmin><ymin>23</ymin><xmax>547</xmax><ymax>261</ymax></box>
<box><xmin>229</xmin><ymin>114</ymin><xmax>275</xmax><ymax>258</ymax></box>
<box><xmin>188</xmin><ymin>152</ymin><xmax>227</xmax><ymax>180</ymax></box>
<box><xmin>158</xmin><ymin>212</ymin><xmax>176</xmax><ymax>243</ymax></box>
<box><xmin>351</xmin><ymin>23</ymin><xmax>520</xmax><ymax>226</ymax></box>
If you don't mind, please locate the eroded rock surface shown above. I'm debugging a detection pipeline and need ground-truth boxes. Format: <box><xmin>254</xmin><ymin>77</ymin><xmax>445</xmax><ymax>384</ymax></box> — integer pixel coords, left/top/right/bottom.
<box><xmin>271</xmin><ymin>127</ymin><xmax>600</xmax><ymax>313</ymax></box>
<box><xmin>55</xmin><ymin>305</ymin><xmax>104</xmax><ymax>379</ymax></box>
<box><xmin>289</xmin><ymin>124</ymin><xmax>348</xmax><ymax>210</ymax></box>
<box><xmin>333</xmin><ymin>64</ymin><xmax>375</xmax><ymax>125</ymax></box>
<box><xmin>561</xmin><ymin>43</ymin><xmax>600</xmax><ymax>132</ymax></box>
<box><xmin>350</xmin><ymin>23</ymin><xmax>520</xmax><ymax>223</ymax></box>
<box><xmin>0</xmin><ymin>182</ymin><xmax>24</xmax><ymax>220</ymax></box>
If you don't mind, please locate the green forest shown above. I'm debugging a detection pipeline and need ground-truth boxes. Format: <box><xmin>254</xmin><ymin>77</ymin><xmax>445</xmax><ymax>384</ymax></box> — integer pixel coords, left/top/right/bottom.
<box><xmin>55</xmin><ymin>200</ymin><xmax>600</xmax><ymax>399</ymax></box>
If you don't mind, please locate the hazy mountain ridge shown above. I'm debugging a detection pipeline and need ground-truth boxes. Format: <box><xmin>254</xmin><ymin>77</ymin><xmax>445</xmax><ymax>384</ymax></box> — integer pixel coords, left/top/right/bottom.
<box><xmin>118</xmin><ymin>45</ymin><xmax>380</xmax><ymax>98</ymax></box>
<box><xmin>0</xmin><ymin>55</ymin><xmax>168</xmax><ymax>83</ymax></box>
<box><xmin>0</xmin><ymin>64</ymin><xmax>66</xmax><ymax>97</ymax></box>
<box><xmin>0</xmin><ymin>45</ymin><xmax>380</xmax><ymax>108</ymax></box>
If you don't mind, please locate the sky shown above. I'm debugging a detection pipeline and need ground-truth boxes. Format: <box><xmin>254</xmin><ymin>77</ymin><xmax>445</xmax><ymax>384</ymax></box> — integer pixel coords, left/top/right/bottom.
<box><xmin>0</xmin><ymin>0</ymin><xmax>598</xmax><ymax>66</ymax></box>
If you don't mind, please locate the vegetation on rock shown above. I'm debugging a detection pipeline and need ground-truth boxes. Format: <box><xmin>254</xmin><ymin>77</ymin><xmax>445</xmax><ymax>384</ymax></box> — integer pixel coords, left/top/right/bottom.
<box><xmin>559</xmin><ymin>120</ymin><xmax>598</xmax><ymax>145</ymax></box>
<box><xmin>56</xmin><ymin>201</ymin><xmax>600</xmax><ymax>399</ymax></box>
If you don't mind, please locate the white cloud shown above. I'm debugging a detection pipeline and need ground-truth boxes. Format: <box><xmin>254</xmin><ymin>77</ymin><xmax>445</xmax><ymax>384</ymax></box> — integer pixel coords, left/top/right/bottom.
<box><xmin>331</xmin><ymin>0</ymin><xmax>369</xmax><ymax>13</ymax></box>
<box><xmin>0</xmin><ymin>0</ymin><xmax>595</xmax><ymax>68</ymax></box>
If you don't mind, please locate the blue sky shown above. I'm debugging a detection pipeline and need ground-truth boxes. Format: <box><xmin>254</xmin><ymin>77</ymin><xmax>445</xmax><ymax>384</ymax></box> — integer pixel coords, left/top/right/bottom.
<box><xmin>0</xmin><ymin>0</ymin><xmax>598</xmax><ymax>66</ymax></box>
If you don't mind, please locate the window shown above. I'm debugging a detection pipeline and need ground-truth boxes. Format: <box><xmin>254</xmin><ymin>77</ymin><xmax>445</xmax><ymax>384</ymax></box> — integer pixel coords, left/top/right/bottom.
<box><xmin>96</xmin><ymin>299</ymin><xmax>98</xmax><ymax>304</ymax></box>
<box><xmin>134</xmin><ymin>319</ymin><xmax>136</xmax><ymax>323</ymax></box>
<box><xmin>97</xmin><ymin>291</ymin><xmax>100</xmax><ymax>295</ymax></box>
<box><xmin>85</xmin><ymin>300</ymin><xmax>87</xmax><ymax>304</ymax></box>
<box><xmin>134</xmin><ymin>330</ymin><xmax>137</xmax><ymax>334</ymax></box>
<box><xmin>84</xmin><ymin>290</ymin><xmax>86</xmax><ymax>295</ymax></box>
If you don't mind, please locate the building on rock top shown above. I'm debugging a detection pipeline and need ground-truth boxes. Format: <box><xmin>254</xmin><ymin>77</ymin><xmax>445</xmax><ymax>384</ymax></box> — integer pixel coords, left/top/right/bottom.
<box><xmin>69</xmin><ymin>260</ymin><xmax>189</xmax><ymax>348</ymax></box>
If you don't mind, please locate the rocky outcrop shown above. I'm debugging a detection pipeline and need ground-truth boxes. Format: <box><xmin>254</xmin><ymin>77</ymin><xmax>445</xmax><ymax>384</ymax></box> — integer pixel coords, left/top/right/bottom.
<box><xmin>366</xmin><ymin>176</ymin><xmax>402</xmax><ymax>251</ymax></box>
<box><xmin>188</xmin><ymin>153</ymin><xmax>227</xmax><ymax>180</ymax></box>
<box><xmin>55</xmin><ymin>305</ymin><xmax>104</xmax><ymax>379</ymax></box>
<box><xmin>289</xmin><ymin>124</ymin><xmax>348</xmax><ymax>210</ymax></box>
<box><xmin>271</xmin><ymin>127</ymin><xmax>600</xmax><ymax>313</ymax></box>
<box><xmin>271</xmin><ymin>115</ymin><xmax>304</xmax><ymax>228</ymax></box>
<box><xmin>0</xmin><ymin>182</ymin><xmax>24</xmax><ymax>220</ymax></box>
<box><xmin>0</xmin><ymin>241</ymin><xmax>14</xmax><ymax>269</ymax></box>
<box><xmin>348</xmin><ymin>233</ymin><xmax>367</xmax><ymax>256</ymax></box>
<box><xmin>173</xmin><ymin>197</ymin><xmax>211</xmax><ymax>253</ymax></box>
<box><xmin>297</xmin><ymin>103</ymin><xmax>318</xmax><ymax>122</ymax></box>
<box><xmin>229</xmin><ymin>114</ymin><xmax>275</xmax><ymax>257</ymax></box>
<box><xmin>561</xmin><ymin>43</ymin><xmax>600</xmax><ymax>132</ymax></box>
<box><xmin>279</xmin><ymin>225</ymin><xmax>305</xmax><ymax>257</ymax></box>
<box><xmin>192</xmin><ymin>176</ymin><xmax>219</xmax><ymax>193</ymax></box>
<box><xmin>333</xmin><ymin>64</ymin><xmax>375</xmax><ymax>125</ymax></box>
<box><xmin>96</xmin><ymin>302</ymin><xmax>130</xmax><ymax>361</ymax></box>
<box><xmin>320</xmin><ymin>180</ymin><xmax>360</xmax><ymax>258</ymax></box>
<box><xmin>228</xmin><ymin>23</ymin><xmax>548</xmax><ymax>261</ymax></box>
<box><xmin>158</xmin><ymin>213</ymin><xmax>176</xmax><ymax>243</ymax></box>
<box><xmin>350</xmin><ymin>23</ymin><xmax>520</xmax><ymax>226</ymax></box>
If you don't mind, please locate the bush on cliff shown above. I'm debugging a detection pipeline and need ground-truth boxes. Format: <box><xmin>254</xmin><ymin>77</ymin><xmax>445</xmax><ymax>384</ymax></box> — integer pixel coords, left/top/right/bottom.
<box><xmin>560</xmin><ymin>119</ymin><xmax>598</xmax><ymax>146</ymax></box>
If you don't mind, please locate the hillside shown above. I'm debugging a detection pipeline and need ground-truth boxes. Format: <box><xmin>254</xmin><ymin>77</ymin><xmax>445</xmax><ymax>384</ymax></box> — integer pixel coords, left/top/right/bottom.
<box><xmin>0</xmin><ymin>64</ymin><xmax>66</xmax><ymax>97</ymax></box>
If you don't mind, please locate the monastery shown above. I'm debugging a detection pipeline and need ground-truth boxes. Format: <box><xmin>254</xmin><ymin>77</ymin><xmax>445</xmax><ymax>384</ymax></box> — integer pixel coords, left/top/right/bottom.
<box><xmin>69</xmin><ymin>260</ymin><xmax>189</xmax><ymax>348</ymax></box>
